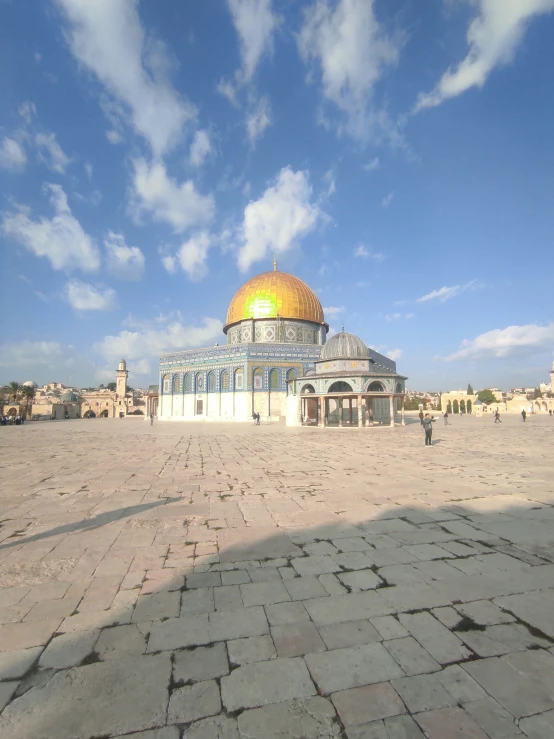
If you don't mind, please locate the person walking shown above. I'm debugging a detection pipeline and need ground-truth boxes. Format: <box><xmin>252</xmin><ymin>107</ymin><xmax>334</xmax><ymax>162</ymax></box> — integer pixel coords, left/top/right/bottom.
<box><xmin>521</xmin><ymin>409</ymin><xmax>526</xmax><ymax>422</ymax></box>
<box><xmin>443</xmin><ymin>411</ymin><xmax>449</xmax><ymax>426</ymax></box>
<box><xmin>418</xmin><ymin>410</ymin><xmax>424</xmax><ymax>425</ymax></box>
<box><xmin>494</xmin><ymin>410</ymin><xmax>502</xmax><ymax>423</ymax></box>
<box><xmin>150</xmin><ymin>413</ymin><xmax>154</xmax><ymax>426</ymax></box>
<box><xmin>422</xmin><ymin>413</ymin><xmax>436</xmax><ymax>447</ymax></box>
<box><xmin>256</xmin><ymin>412</ymin><xmax>261</xmax><ymax>425</ymax></box>
<box><xmin>459</xmin><ymin>409</ymin><xmax>463</xmax><ymax>417</ymax></box>
<box><xmin>252</xmin><ymin>412</ymin><xmax>257</xmax><ymax>425</ymax></box>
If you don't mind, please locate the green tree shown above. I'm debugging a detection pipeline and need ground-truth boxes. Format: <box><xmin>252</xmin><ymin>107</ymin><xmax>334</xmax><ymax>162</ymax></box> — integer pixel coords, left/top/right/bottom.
<box><xmin>107</xmin><ymin>382</ymin><xmax>116</xmax><ymax>391</ymax></box>
<box><xmin>467</xmin><ymin>383</ymin><xmax>474</xmax><ymax>395</ymax></box>
<box><xmin>532</xmin><ymin>388</ymin><xmax>543</xmax><ymax>399</ymax></box>
<box><xmin>8</xmin><ymin>381</ymin><xmax>21</xmax><ymax>401</ymax></box>
<box><xmin>21</xmin><ymin>385</ymin><xmax>36</xmax><ymax>416</ymax></box>
<box><xmin>478</xmin><ymin>389</ymin><xmax>498</xmax><ymax>405</ymax></box>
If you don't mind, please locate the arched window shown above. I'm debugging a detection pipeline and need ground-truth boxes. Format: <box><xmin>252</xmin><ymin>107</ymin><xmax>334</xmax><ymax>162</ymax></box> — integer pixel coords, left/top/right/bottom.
<box><xmin>207</xmin><ymin>371</ymin><xmax>216</xmax><ymax>392</ymax></box>
<box><xmin>234</xmin><ymin>368</ymin><xmax>244</xmax><ymax>390</ymax></box>
<box><xmin>368</xmin><ymin>381</ymin><xmax>384</xmax><ymax>392</ymax></box>
<box><xmin>269</xmin><ymin>368</ymin><xmax>280</xmax><ymax>390</ymax></box>
<box><xmin>287</xmin><ymin>368</ymin><xmax>298</xmax><ymax>382</ymax></box>
<box><xmin>221</xmin><ymin>370</ymin><xmax>230</xmax><ymax>391</ymax></box>
<box><xmin>174</xmin><ymin>375</ymin><xmax>182</xmax><ymax>393</ymax></box>
<box><xmin>447</xmin><ymin>402</ymin><xmax>452</xmax><ymax>413</ymax></box>
<box><xmin>453</xmin><ymin>399</ymin><xmax>459</xmax><ymax>414</ymax></box>
<box><xmin>253</xmin><ymin>368</ymin><xmax>263</xmax><ymax>390</ymax></box>
<box><xmin>395</xmin><ymin>382</ymin><xmax>403</xmax><ymax>393</ymax></box>
<box><xmin>460</xmin><ymin>400</ymin><xmax>466</xmax><ymax>413</ymax></box>
<box><xmin>301</xmin><ymin>384</ymin><xmax>315</xmax><ymax>394</ymax></box>
<box><xmin>184</xmin><ymin>373</ymin><xmax>192</xmax><ymax>392</ymax></box>
<box><xmin>196</xmin><ymin>372</ymin><xmax>204</xmax><ymax>392</ymax></box>
<box><xmin>329</xmin><ymin>381</ymin><xmax>353</xmax><ymax>392</ymax></box>
<box><xmin>163</xmin><ymin>374</ymin><xmax>171</xmax><ymax>394</ymax></box>
<box><xmin>467</xmin><ymin>400</ymin><xmax>472</xmax><ymax>414</ymax></box>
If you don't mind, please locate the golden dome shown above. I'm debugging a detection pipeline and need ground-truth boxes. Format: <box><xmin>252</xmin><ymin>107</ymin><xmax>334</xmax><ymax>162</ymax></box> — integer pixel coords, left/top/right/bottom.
<box><xmin>224</xmin><ymin>267</ymin><xmax>325</xmax><ymax>331</ymax></box>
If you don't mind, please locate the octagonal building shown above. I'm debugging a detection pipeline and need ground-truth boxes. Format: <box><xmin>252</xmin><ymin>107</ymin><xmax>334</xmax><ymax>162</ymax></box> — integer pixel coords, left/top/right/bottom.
<box><xmin>157</xmin><ymin>261</ymin><xmax>406</xmax><ymax>425</ymax></box>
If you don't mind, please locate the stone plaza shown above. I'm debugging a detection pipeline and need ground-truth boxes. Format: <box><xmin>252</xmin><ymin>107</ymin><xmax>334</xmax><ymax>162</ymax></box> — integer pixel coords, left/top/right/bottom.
<box><xmin>0</xmin><ymin>414</ymin><xmax>553</xmax><ymax>738</ymax></box>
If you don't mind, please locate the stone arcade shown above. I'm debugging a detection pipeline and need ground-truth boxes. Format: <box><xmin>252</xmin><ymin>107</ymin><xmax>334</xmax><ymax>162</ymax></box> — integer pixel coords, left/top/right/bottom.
<box><xmin>158</xmin><ymin>262</ymin><xmax>406</xmax><ymax>425</ymax></box>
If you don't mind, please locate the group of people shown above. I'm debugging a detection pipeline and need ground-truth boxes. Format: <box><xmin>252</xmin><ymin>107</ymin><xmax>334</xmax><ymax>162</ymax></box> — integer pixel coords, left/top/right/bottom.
<box><xmin>1</xmin><ymin>414</ymin><xmax>25</xmax><ymax>426</ymax></box>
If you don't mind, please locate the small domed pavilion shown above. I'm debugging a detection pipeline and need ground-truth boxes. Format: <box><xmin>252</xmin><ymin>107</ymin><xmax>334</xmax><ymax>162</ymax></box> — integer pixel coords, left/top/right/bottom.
<box><xmin>286</xmin><ymin>329</ymin><xmax>407</xmax><ymax>427</ymax></box>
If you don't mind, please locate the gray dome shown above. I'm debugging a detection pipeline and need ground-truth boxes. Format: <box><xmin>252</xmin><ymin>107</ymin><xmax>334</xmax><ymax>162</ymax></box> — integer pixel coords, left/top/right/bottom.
<box><xmin>23</xmin><ymin>380</ymin><xmax>37</xmax><ymax>388</ymax></box>
<box><xmin>60</xmin><ymin>391</ymin><xmax>78</xmax><ymax>402</ymax></box>
<box><xmin>320</xmin><ymin>331</ymin><xmax>369</xmax><ymax>361</ymax></box>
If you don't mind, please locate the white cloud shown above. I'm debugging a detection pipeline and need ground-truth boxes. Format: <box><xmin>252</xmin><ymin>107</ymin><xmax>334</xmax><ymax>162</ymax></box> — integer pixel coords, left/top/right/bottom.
<box><xmin>104</xmin><ymin>231</ymin><xmax>145</xmax><ymax>281</ymax></box>
<box><xmin>387</xmin><ymin>348</ymin><xmax>402</xmax><ymax>361</ymax></box>
<box><xmin>54</xmin><ymin>0</ymin><xmax>195</xmax><ymax>156</ymax></box>
<box><xmin>323</xmin><ymin>306</ymin><xmax>344</xmax><ymax>317</ymax></box>
<box><xmin>18</xmin><ymin>101</ymin><xmax>37</xmax><ymax>124</ymax></box>
<box><xmin>226</xmin><ymin>0</ymin><xmax>279</xmax><ymax>85</ymax></box>
<box><xmin>216</xmin><ymin>79</ymin><xmax>238</xmax><ymax>106</ymax></box>
<box><xmin>354</xmin><ymin>244</ymin><xmax>385</xmax><ymax>261</ymax></box>
<box><xmin>177</xmin><ymin>232</ymin><xmax>211</xmax><ymax>281</ymax></box>
<box><xmin>237</xmin><ymin>167</ymin><xmax>322</xmax><ymax>271</ymax></box>
<box><xmin>246</xmin><ymin>95</ymin><xmax>271</xmax><ymax>144</ymax></box>
<box><xmin>298</xmin><ymin>0</ymin><xmax>401</xmax><ymax>140</ymax></box>
<box><xmin>385</xmin><ymin>312</ymin><xmax>414</xmax><ymax>321</ymax></box>
<box><xmin>189</xmin><ymin>130</ymin><xmax>212</xmax><ymax>167</ymax></box>
<box><xmin>2</xmin><ymin>183</ymin><xmax>100</xmax><ymax>272</ymax></box>
<box><xmin>35</xmin><ymin>132</ymin><xmax>71</xmax><ymax>173</ymax></box>
<box><xmin>130</xmin><ymin>158</ymin><xmax>215</xmax><ymax>233</ymax></box>
<box><xmin>415</xmin><ymin>0</ymin><xmax>554</xmax><ymax>111</ymax></box>
<box><xmin>323</xmin><ymin>169</ymin><xmax>336</xmax><ymax>196</ymax></box>
<box><xmin>84</xmin><ymin>162</ymin><xmax>93</xmax><ymax>180</ymax></box>
<box><xmin>381</xmin><ymin>191</ymin><xmax>393</xmax><ymax>208</ymax></box>
<box><xmin>442</xmin><ymin>323</ymin><xmax>554</xmax><ymax>362</ymax></box>
<box><xmin>0</xmin><ymin>137</ymin><xmax>27</xmax><ymax>171</ymax></box>
<box><xmin>0</xmin><ymin>340</ymin><xmax>94</xmax><ymax>386</ymax></box>
<box><xmin>106</xmin><ymin>129</ymin><xmax>123</xmax><ymax>145</ymax></box>
<box><xmin>417</xmin><ymin>280</ymin><xmax>480</xmax><ymax>304</ymax></box>
<box><xmin>94</xmin><ymin>315</ymin><xmax>223</xmax><ymax>377</ymax></box>
<box><xmin>65</xmin><ymin>279</ymin><xmax>117</xmax><ymax>311</ymax></box>
<box><xmin>363</xmin><ymin>157</ymin><xmax>380</xmax><ymax>172</ymax></box>
<box><xmin>369</xmin><ymin>343</ymin><xmax>402</xmax><ymax>362</ymax></box>
<box><xmin>161</xmin><ymin>255</ymin><xmax>177</xmax><ymax>274</ymax></box>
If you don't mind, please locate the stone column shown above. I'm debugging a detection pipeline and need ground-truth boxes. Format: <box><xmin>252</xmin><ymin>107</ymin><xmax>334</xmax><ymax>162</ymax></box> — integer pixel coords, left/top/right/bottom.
<box><xmin>357</xmin><ymin>395</ymin><xmax>362</xmax><ymax>428</ymax></box>
<box><xmin>401</xmin><ymin>399</ymin><xmax>406</xmax><ymax>426</ymax></box>
<box><xmin>389</xmin><ymin>395</ymin><xmax>395</xmax><ymax>427</ymax></box>
<box><xmin>338</xmin><ymin>398</ymin><xmax>343</xmax><ymax>427</ymax></box>
<box><xmin>317</xmin><ymin>398</ymin><xmax>323</xmax><ymax>427</ymax></box>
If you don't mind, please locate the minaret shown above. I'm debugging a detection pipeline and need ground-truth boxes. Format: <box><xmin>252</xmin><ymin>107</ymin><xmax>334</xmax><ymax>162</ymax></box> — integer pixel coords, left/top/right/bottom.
<box><xmin>550</xmin><ymin>361</ymin><xmax>554</xmax><ymax>391</ymax></box>
<box><xmin>116</xmin><ymin>359</ymin><xmax>128</xmax><ymax>399</ymax></box>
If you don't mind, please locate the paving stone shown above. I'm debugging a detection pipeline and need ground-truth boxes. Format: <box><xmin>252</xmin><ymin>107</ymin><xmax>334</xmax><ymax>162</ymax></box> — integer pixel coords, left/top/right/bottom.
<box><xmin>391</xmin><ymin>674</ymin><xmax>457</xmax><ymax>713</ymax></box>
<box><xmin>415</xmin><ymin>707</ymin><xmax>489</xmax><ymax>739</ymax></box>
<box><xmin>181</xmin><ymin>587</ymin><xmax>215</xmax><ymax>614</ymax></box>
<box><xmin>464</xmin><ymin>697</ymin><xmax>524</xmax><ymax>738</ymax></box>
<box><xmin>434</xmin><ymin>664</ymin><xmax>487</xmax><ymax>703</ymax></box>
<box><xmin>38</xmin><ymin>630</ymin><xmax>99</xmax><ymax>669</ymax></box>
<box><xmin>318</xmin><ymin>619</ymin><xmax>381</xmax><ymax>650</ymax></box>
<box><xmin>168</xmin><ymin>679</ymin><xmax>221</xmax><ymax>723</ymax></box>
<box><xmin>384</xmin><ymin>714</ymin><xmax>425</xmax><ymax>738</ymax></box>
<box><xmin>465</xmin><ymin>652</ymin><xmax>554</xmax><ymax>718</ymax></box>
<box><xmin>265</xmin><ymin>601</ymin><xmax>309</xmax><ymax>625</ymax></box>
<box><xmin>95</xmin><ymin>624</ymin><xmax>147</xmax><ymax>658</ymax></box>
<box><xmin>132</xmin><ymin>591</ymin><xmax>180</xmax><ymax>622</ymax></box>
<box><xmin>459</xmin><ymin>600</ymin><xmax>515</xmax><ymax>626</ymax></box>
<box><xmin>173</xmin><ymin>643</ymin><xmax>229</xmax><ymax>682</ymax></box>
<box><xmin>284</xmin><ymin>576</ymin><xmax>328</xmax><ymax>601</ymax></box>
<box><xmin>271</xmin><ymin>621</ymin><xmax>326</xmax><ymax>657</ymax></box>
<box><xmin>431</xmin><ymin>606</ymin><xmax>462</xmax><ymax>629</ymax></box>
<box><xmin>0</xmin><ymin>619</ymin><xmax>61</xmax><ymax>651</ymax></box>
<box><xmin>384</xmin><ymin>637</ymin><xmax>441</xmax><ymax>676</ymax></box>
<box><xmin>380</xmin><ymin>583</ymin><xmax>451</xmax><ymax>611</ymax></box>
<box><xmin>147</xmin><ymin>614</ymin><xmax>210</xmax><ymax>651</ymax></box>
<box><xmin>238</xmin><ymin>696</ymin><xmax>341</xmax><ymax>738</ymax></box>
<box><xmin>304</xmin><ymin>541</ymin><xmax>340</xmax><ymax>556</ymax></box>
<box><xmin>23</xmin><ymin>597</ymin><xmax>80</xmax><ymax>621</ymax></box>
<box><xmin>370</xmin><ymin>616</ymin><xmax>409</xmax><ymax>641</ymax></box>
<box><xmin>0</xmin><ymin>647</ymin><xmax>42</xmax><ymax>679</ymax></box>
<box><xmin>332</xmin><ymin>682</ymin><xmax>406</xmax><ymax>726</ymax></box>
<box><xmin>249</xmin><ymin>567</ymin><xmax>283</xmax><ymax>582</ymax></box>
<box><xmin>345</xmin><ymin>721</ymin><xmax>388</xmax><ymax>739</ymax></box>
<box><xmin>306</xmin><ymin>642</ymin><xmax>404</xmax><ymax>694</ymax></box>
<box><xmin>519</xmin><ymin>709</ymin><xmax>554</xmax><ymax>739</ymax></box>
<box><xmin>221</xmin><ymin>570</ymin><xmax>251</xmax><ymax>585</ymax></box>
<box><xmin>0</xmin><ymin>681</ymin><xmax>18</xmax><ymax>712</ymax></box>
<box><xmin>0</xmin><ymin>653</ymin><xmax>171</xmax><ymax>739</ymax></box>
<box><xmin>457</xmin><ymin>623</ymin><xmax>551</xmax><ymax>657</ymax></box>
<box><xmin>209</xmin><ymin>605</ymin><xmax>269</xmax><ymax>641</ymax></box>
<box><xmin>339</xmin><ymin>569</ymin><xmax>382</xmax><ymax>590</ymax></box>
<box><xmin>494</xmin><ymin>591</ymin><xmax>554</xmax><ymax>639</ymax></box>
<box><xmin>240</xmin><ymin>580</ymin><xmax>291</xmax><ymax>607</ymax></box>
<box><xmin>318</xmin><ymin>573</ymin><xmax>348</xmax><ymax>595</ymax></box>
<box><xmin>221</xmin><ymin>657</ymin><xmax>316</xmax><ymax>711</ymax></box>
<box><xmin>377</xmin><ymin>565</ymin><xmax>423</xmax><ymax>585</ymax></box>
<box><xmin>399</xmin><ymin>611</ymin><xmax>471</xmax><ymax>664</ymax></box>
<box><xmin>186</xmin><ymin>572</ymin><xmax>222</xmax><ymax>589</ymax></box>
<box><xmin>292</xmin><ymin>556</ymin><xmax>340</xmax><ymax>576</ymax></box>
<box><xmin>114</xmin><ymin>728</ymin><xmax>179</xmax><ymax>739</ymax></box>
<box><xmin>182</xmin><ymin>716</ymin><xmax>239</xmax><ymax>738</ymax></box>
<box><xmin>214</xmin><ymin>584</ymin><xmax>243</xmax><ymax>610</ymax></box>
<box><xmin>227</xmin><ymin>635</ymin><xmax>276</xmax><ymax>665</ymax></box>
<box><xmin>336</xmin><ymin>552</ymin><xmax>376</xmax><ymax>571</ymax></box>
<box><xmin>304</xmin><ymin>592</ymin><xmax>394</xmax><ymax>626</ymax></box>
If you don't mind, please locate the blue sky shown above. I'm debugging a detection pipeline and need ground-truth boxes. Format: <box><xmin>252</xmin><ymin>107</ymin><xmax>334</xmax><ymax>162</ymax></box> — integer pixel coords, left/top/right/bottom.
<box><xmin>1</xmin><ymin>0</ymin><xmax>553</xmax><ymax>392</ymax></box>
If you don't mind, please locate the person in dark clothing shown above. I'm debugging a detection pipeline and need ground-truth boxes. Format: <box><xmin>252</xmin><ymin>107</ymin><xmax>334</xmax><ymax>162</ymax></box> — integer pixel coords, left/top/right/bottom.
<box><xmin>494</xmin><ymin>410</ymin><xmax>501</xmax><ymax>423</ymax></box>
<box><xmin>252</xmin><ymin>413</ymin><xmax>257</xmax><ymax>425</ymax></box>
<box><xmin>256</xmin><ymin>412</ymin><xmax>261</xmax><ymax>425</ymax></box>
<box><xmin>150</xmin><ymin>413</ymin><xmax>154</xmax><ymax>426</ymax></box>
<box><xmin>521</xmin><ymin>409</ymin><xmax>526</xmax><ymax>422</ymax></box>
<box><xmin>422</xmin><ymin>414</ymin><xmax>436</xmax><ymax>446</ymax></box>
<box><xmin>418</xmin><ymin>410</ymin><xmax>424</xmax><ymax>425</ymax></box>
<box><xmin>443</xmin><ymin>411</ymin><xmax>449</xmax><ymax>426</ymax></box>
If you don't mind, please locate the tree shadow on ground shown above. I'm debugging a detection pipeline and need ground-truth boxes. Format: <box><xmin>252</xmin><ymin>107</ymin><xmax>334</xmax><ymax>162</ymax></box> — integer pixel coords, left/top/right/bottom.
<box><xmin>1</xmin><ymin>494</ymin><xmax>554</xmax><ymax>738</ymax></box>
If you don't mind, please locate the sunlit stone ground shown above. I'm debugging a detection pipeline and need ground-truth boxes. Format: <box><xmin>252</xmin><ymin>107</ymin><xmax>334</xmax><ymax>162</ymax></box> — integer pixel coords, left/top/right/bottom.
<box><xmin>0</xmin><ymin>414</ymin><xmax>553</xmax><ymax>738</ymax></box>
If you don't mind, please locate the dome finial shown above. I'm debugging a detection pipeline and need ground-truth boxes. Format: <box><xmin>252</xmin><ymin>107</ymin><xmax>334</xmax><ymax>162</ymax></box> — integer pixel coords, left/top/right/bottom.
<box><xmin>273</xmin><ymin>254</ymin><xmax>278</xmax><ymax>271</ymax></box>
<box><xmin>341</xmin><ymin>324</ymin><xmax>345</xmax><ymax>332</ymax></box>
